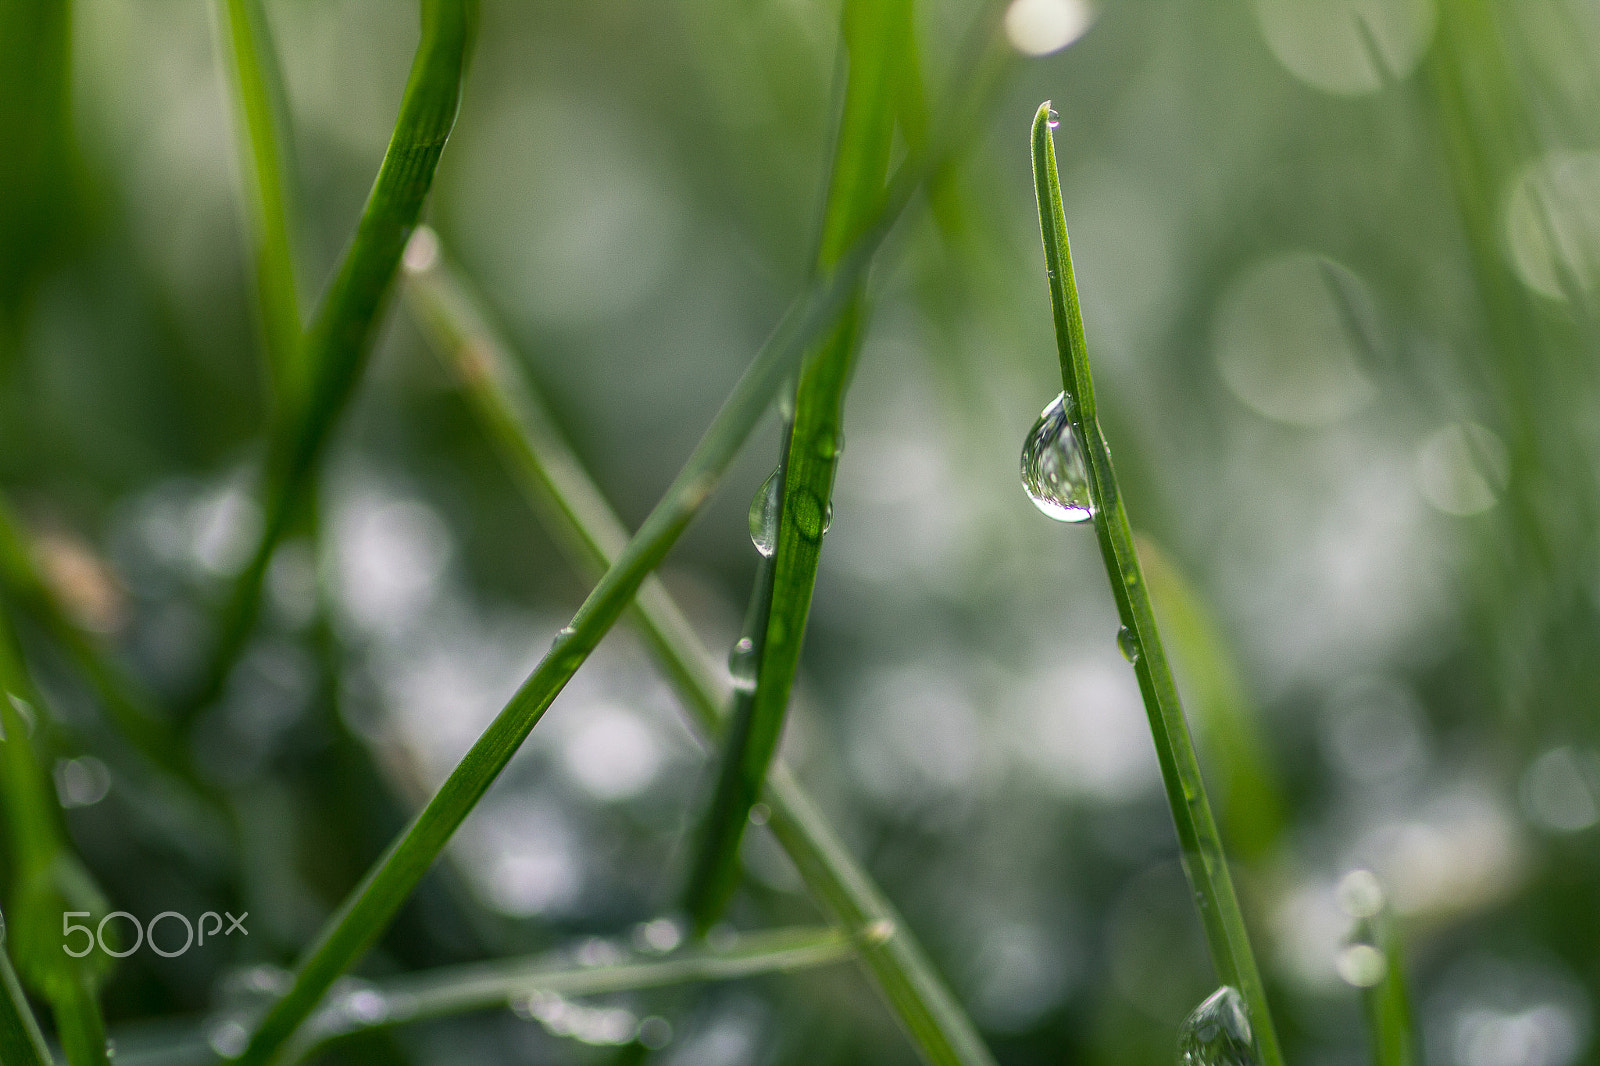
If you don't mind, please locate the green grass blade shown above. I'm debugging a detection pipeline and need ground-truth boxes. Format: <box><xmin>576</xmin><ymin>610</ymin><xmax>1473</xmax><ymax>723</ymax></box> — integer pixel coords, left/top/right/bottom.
<box><xmin>233</xmin><ymin>152</ymin><xmax>919</xmax><ymax>1066</ymax></box>
<box><xmin>184</xmin><ymin>0</ymin><xmax>477</xmax><ymax>725</ymax></box>
<box><xmin>288</xmin><ymin>925</ymin><xmax>853</xmax><ymax>1058</ymax></box>
<box><xmin>0</xmin><ymin>611</ymin><xmax>113</xmax><ymax>1066</ymax></box>
<box><xmin>1029</xmin><ymin>102</ymin><xmax>1284</xmax><ymax>1066</ymax></box>
<box><xmin>0</xmin><ymin>914</ymin><xmax>53</xmax><ymax>1066</ymax></box>
<box><xmin>403</xmin><ymin>245</ymin><xmax>997</xmax><ymax>1066</ymax></box>
<box><xmin>211</xmin><ymin>0</ymin><xmax>303</xmax><ymax>402</ymax></box>
<box><xmin>1341</xmin><ymin>875</ymin><xmax>1418</xmax><ymax>1066</ymax></box>
<box><xmin>686</xmin><ymin>0</ymin><xmax>911</xmax><ymax>932</ymax></box>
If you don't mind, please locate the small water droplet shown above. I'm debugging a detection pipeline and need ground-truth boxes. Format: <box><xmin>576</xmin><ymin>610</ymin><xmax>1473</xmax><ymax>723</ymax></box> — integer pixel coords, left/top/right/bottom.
<box><xmin>815</xmin><ymin>426</ymin><xmax>845</xmax><ymax>459</ymax></box>
<box><xmin>551</xmin><ymin>625</ymin><xmax>577</xmax><ymax>651</ymax></box>
<box><xmin>791</xmin><ymin>488</ymin><xmax>829</xmax><ymax>541</ymax></box>
<box><xmin>728</xmin><ymin>637</ymin><xmax>758</xmax><ymax>689</ymax></box>
<box><xmin>863</xmin><ymin>919</ymin><xmax>896</xmax><ymax>944</ymax></box>
<box><xmin>1117</xmin><ymin>626</ymin><xmax>1139</xmax><ymax>663</ymax></box>
<box><xmin>104</xmin><ymin>1038</ymin><xmax>117</xmax><ymax>1060</ymax></box>
<box><xmin>637</xmin><ymin>1015</ymin><xmax>673</xmax><ymax>1050</ymax></box>
<box><xmin>1178</xmin><ymin>986</ymin><xmax>1257</xmax><ymax>1066</ymax></box>
<box><xmin>1047</xmin><ymin>108</ymin><xmax>1060</xmax><ymax>129</ymax></box>
<box><xmin>342</xmin><ymin>986</ymin><xmax>389</xmax><ymax>1025</ymax></box>
<box><xmin>1021</xmin><ymin>392</ymin><xmax>1094</xmax><ymax>523</ymax></box>
<box><xmin>749</xmin><ymin>469</ymin><xmax>781</xmax><ymax>557</ymax></box>
<box><xmin>748</xmin><ymin>802</ymin><xmax>771</xmax><ymax>825</ymax></box>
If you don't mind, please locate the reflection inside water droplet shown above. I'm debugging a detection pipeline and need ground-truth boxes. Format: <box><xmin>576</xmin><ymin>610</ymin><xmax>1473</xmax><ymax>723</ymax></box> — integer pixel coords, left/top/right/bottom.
<box><xmin>749</xmin><ymin>469</ymin><xmax>781</xmax><ymax>557</ymax></box>
<box><xmin>1020</xmin><ymin>392</ymin><xmax>1094</xmax><ymax>523</ymax></box>
<box><xmin>1178</xmin><ymin>986</ymin><xmax>1257</xmax><ymax>1066</ymax></box>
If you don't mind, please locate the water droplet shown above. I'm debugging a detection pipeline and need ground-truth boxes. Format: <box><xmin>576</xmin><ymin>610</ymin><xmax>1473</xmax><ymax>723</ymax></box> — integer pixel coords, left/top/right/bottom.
<box><xmin>728</xmin><ymin>637</ymin><xmax>758</xmax><ymax>689</ymax></box>
<box><xmin>342</xmin><ymin>986</ymin><xmax>389</xmax><ymax>1025</ymax></box>
<box><xmin>1021</xmin><ymin>392</ymin><xmax>1094</xmax><ymax>523</ymax></box>
<box><xmin>791</xmin><ymin>488</ymin><xmax>829</xmax><ymax>541</ymax></box>
<box><xmin>1117</xmin><ymin>625</ymin><xmax>1139</xmax><ymax>663</ymax></box>
<box><xmin>749</xmin><ymin>469</ymin><xmax>781</xmax><ymax>557</ymax></box>
<box><xmin>1047</xmin><ymin>109</ymin><xmax>1060</xmax><ymax>129</ymax></box>
<box><xmin>1178</xmin><ymin>986</ymin><xmax>1257</xmax><ymax>1066</ymax></box>
<box><xmin>748</xmin><ymin>802</ymin><xmax>771</xmax><ymax>825</ymax></box>
<box><xmin>815</xmin><ymin>426</ymin><xmax>845</xmax><ymax>459</ymax></box>
<box><xmin>863</xmin><ymin>918</ymin><xmax>896</xmax><ymax>945</ymax></box>
<box><xmin>551</xmin><ymin>625</ymin><xmax>577</xmax><ymax>651</ymax></box>
<box><xmin>1336</xmin><ymin>869</ymin><xmax>1386</xmax><ymax>918</ymax></box>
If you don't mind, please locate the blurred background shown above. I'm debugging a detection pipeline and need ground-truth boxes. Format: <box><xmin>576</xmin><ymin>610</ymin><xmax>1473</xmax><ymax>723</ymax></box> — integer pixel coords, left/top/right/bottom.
<box><xmin>2</xmin><ymin>0</ymin><xmax>1600</xmax><ymax>1064</ymax></box>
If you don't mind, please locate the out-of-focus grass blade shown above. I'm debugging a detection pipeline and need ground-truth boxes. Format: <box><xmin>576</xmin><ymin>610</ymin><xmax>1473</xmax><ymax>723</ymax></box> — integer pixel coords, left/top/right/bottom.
<box><xmin>686</xmin><ymin>0</ymin><xmax>913</xmax><ymax>933</ymax></box>
<box><xmin>211</xmin><ymin>0</ymin><xmax>303</xmax><ymax>402</ymax></box>
<box><xmin>1137</xmin><ymin>534</ymin><xmax>1286</xmax><ymax>863</ymax></box>
<box><xmin>184</xmin><ymin>0</ymin><xmax>477</xmax><ymax>725</ymax></box>
<box><xmin>0</xmin><ymin>611</ymin><xmax>113</xmax><ymax>1066</ymax></box>
<box><xmin>403</xmin><ymin>241</ymin><xmax>997</xmax><ymax>1066</ymax></box>
<box><xmin>1030</xmin><ymin>102</ymin><xmax>1284</xmax><ymax>1066</ymax></box>
<box><xmin>0</xmin><ymin>0</ymin><xmax>72</xmax><ymax>359</ymax></box>
<box><xmin>289</xmin><ymin>925</ymin><xmax>853</xmax><ymax>1058</ymax></box>
<box><xmin>0</xmin><ymin>497</ymin><xmax>218</xmax><ymax>809</ymax></box>
<box><xmin>0</xmin><ymin>906</ymin><xmax>53</xmax><ymax>1066</ymax></box>
<box><xmin>1338</xmin><ymin>872</ymin><xmax>1418</xmax><ymax>1066</ymax></box>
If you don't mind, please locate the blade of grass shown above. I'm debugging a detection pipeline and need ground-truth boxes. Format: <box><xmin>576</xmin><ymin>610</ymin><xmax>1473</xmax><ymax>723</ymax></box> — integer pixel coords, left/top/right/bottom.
<box><xmin>403</xmin><ymin>244</ymin><xmax>997</xmax><ymax>1066</ymax></box>
<box><xmin>232</xmin><ymin>140</ymin><xmax>928</xmax><ymax>1066</ymax></box>
<box><xmin>0</xmin><ymin>911</ymin><xmax>54</xmax><ymax>1066</ymax></box>
<box><xmin>211</xmin><ymin>0</ymin><xmax>303</xmax><ymax>402</ymax></box>
<box><xmin>687</xmin><ymin>0</ymin><xmax>911</xmax><ymax>933</ymax></box>
<box><xmin>1030</xmin><ymin>102</ymin><xmax>1284</xmax><ymax>1066</ymax></box>
<box><xmin>1340</xmin><ymin>874</ymin><xmax>1418</xmax><ymax>1066</ymax></box>
<box><xmin>0</xmin><ymin>607</ymin><xmax>113</xmax><ymax>1066</ymax></box>
<box><xmin>288</xmin><ymin>925</ymin><xmax>854</xmax><ymax>1058</ymax></box>
<box><xmin>182</xmin><ymin>0</ymin><xmax>477</xmax><ymax>725</ymax></box>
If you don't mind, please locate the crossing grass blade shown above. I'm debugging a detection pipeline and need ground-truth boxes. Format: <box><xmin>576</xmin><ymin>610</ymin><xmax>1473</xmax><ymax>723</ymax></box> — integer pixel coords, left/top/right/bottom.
<box><xmin>183</xmin><ymin>0</ymin><xmax>477</xmax><ymax>725</ymax></box>
<box><xmin>211</xmin><ymin>0</ymin><xmax>303</xmax><ymax>402</ymax></box>
<box><xmin>686</xmin><ymin>0</ymin><xmax>912</xmax><ymax>934</ymax></box>
<box><xmin>287</xmin><ymin>925</ymin><xmax>854</xmax><ymax>1058</ymax></box>
<box><xmin>0</xmin><ymin>609</ymin><xmax>113</xmax><ymax>1066</ymax></box>
<box><xmin>1030</xmin><ymin>101</ymin><xmax>1285</xmax><ymax>1066</ymax></box>
<box><xmin>403</xmin><ymin>243</ymin><xmax>998</xmax><ymax>1066</ymax></box>
<box><xmin>231</xmin><ymin>152</ymin><xmax>925</xmax><ymax>1066</ymax></box>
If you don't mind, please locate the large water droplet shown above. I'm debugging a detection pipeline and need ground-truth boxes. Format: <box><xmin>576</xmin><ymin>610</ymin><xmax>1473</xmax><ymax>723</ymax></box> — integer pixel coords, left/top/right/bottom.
<box><xmin>1021</xmin><ymin>392</ymin><xmax>1094</xmax><ymax>523</ymax></box>
<box><xmin>749</xmin><ymin>469</ymin><xmax>781</xmax><ymax>557</ymax></box>
<box><xmin>815</xmin><ymin>426</ymin><xmax>845</xmax><ymax>459</ymax></box>
<box><xmin>1178</xmin><ymin>986</ymin><xmax>1257</xmax><ymax>1066</ymax></box>
<box><xmin>1117</xmin><ymin>625</ymin><xmax>1139</xmax><ymax>663</ymax></box>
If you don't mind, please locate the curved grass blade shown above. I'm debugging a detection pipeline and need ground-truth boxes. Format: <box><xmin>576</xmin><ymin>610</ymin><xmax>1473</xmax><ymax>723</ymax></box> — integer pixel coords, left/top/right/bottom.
<box><xmin>0</xmin><ymin>610</ymin><xmax>112</xmax><ymax>1066</ymax></box>
<box><xmin>183</xmin><ymin>0</ymin><xmax>477</xmax><ymax>725</ymax></box>
<box><xmin>1030</xmin><ymin>101</ymin><xmax>1284</xmax><ymax>1066</ymax></box>
<box><xmin>0</xmin><ymin>912</ymin><xmax>53</xmax><ymax>1066</ymax></box>
<box><xmin>687</xmin><ymin>0</ymin><xmax>912</xmax><ymax>933</ymax></box>
<box><xmin>288</xmin><ymin>925</ymin><xmax>853</xmax><ymax>1059</ymax></box>
<box><xmin>403</xmin><ymin>244</ymin><xmax>997</xmax><ymax>1066</ymax></box>
<box><xmin>210</xmin><ymin>0</ymin><xmax>303</xmax><ymax>402</ymax></box>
